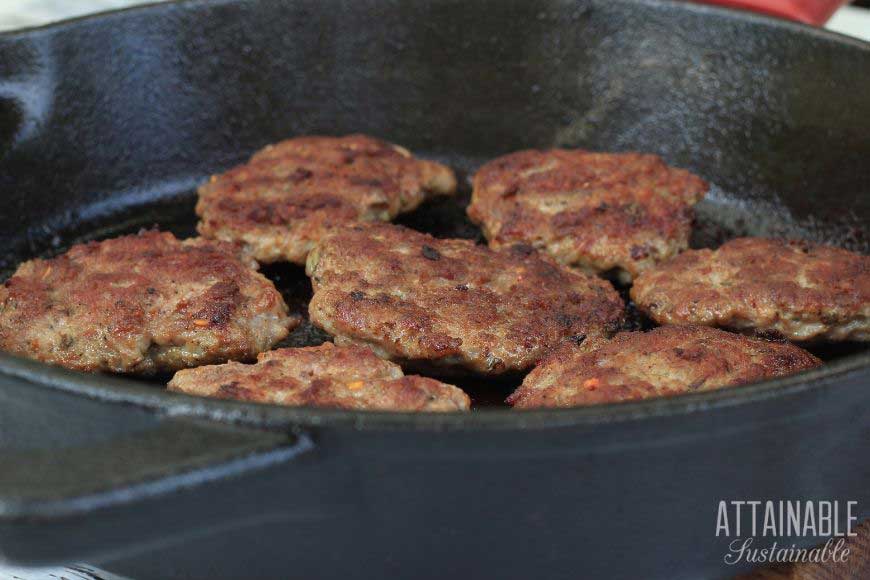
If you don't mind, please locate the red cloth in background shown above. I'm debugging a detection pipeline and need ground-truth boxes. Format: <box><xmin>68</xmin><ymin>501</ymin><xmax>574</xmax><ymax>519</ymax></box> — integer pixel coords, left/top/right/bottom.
<box><xmin>689</xmin><ymin>0</ymin><xmax>847</xmax><ymax>24</ymax></box>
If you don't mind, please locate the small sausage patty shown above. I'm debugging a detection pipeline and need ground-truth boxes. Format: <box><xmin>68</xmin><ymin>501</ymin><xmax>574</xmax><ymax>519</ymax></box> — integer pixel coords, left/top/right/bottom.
<box><xmin>168</xmin><ymin>342</ymin><xmax>470</xmax><ymax>412</ymax></box>
<box><xmin>468</xmin><ymin>149</ymin><xmax>708</xmax><ymax>282</ymax></box>
<box><xmin>197</xmin><ymin>134</ymin><xmax>457</xmax><ymax>264</ymax></box>
<box><xmin>0</xmin><ymin>231</ymin><xmax>297</xmax><ymax>374</ymax></box>
<box><xmin>631</xmin><ymin>238</ymin><xmax>870</xmax><ymax>342</ymax></box>
<box><xmin>306</xmin><ymin>223</ymin><xmax>624</xmax><ymax>375</ymax></box>
<box><xmin>508</xmin><ymin>326</ymin><xmax>821</xmax><ymax>408</ymax></box>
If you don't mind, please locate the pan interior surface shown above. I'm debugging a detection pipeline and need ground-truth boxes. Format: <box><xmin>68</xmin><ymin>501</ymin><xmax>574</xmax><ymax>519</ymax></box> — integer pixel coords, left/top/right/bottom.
<box><xmin>0</xmin><ymin>157</ymin><xmax>866</xmax><ymax>411</ymax></box>
<box><xmin>0</xmin><ymin>0</ymin><xmax>867</xmax><ymax>417</ymax></box>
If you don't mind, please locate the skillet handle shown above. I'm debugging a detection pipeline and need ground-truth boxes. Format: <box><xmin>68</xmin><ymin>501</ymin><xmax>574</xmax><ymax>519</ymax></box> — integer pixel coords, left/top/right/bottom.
<box><xmin>0</xmin><ymin>374</ymin><xmax>315</xmax><ymax>566</ymax></box>
<box><xmin>689</xmin><ymin>0</ymin><xmax>846</xmax><ymax>24</ymax></box>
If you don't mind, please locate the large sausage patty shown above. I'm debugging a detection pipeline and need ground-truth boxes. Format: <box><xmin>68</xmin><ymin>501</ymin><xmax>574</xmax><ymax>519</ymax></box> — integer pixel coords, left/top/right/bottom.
<box><xmin>467</xmin><ymin>149</ymin><xmax>708</xmax><ymax>282</ymax></box>
<box><xmin>0</xmin><ymin>231</ymin><xmax>297</xmax><ymax>374</ymax></box>
<box><xmin>197</xmin><ymin>134</ymin><xmax>456</xmax><ymax>264</ymax></box>
<box><xmin>508</xmin><ymin>325</ymin><xmax>821</xmax><ymax>408</ymax></box>
<box><xmin>631</xmin><ymin>238</ymin><xmax>870</xmax><ymax>342</ymax></box>
<box><xmin>306</xmin><ymin>223</ymin><xmax>624</xmax><ymax>375</ymax></box>
<box><xmin>168</xmin><ymin>342</ymin><xmax>470</xmax><ymax>412</ymax></box>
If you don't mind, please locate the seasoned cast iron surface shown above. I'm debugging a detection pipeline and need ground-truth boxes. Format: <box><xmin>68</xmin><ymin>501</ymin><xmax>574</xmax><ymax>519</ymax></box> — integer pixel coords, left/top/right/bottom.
<box><xmin>1</xmin><ymin>157</ymin><xmax>865</xmax><ymax>408</ymax></box>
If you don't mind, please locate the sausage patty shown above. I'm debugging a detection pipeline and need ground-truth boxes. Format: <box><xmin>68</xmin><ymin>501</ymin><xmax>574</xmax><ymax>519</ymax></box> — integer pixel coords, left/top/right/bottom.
<box><xmin>168</xmin><ymin>342</ymin><xmax>470</xmax><ymax>411</ymax></box>
<box><xmin>197</xmin><ymin>134</ymin><xmax>457</xmax><ymax>264</ymax></box>
<box><xmin>467</xmin><ymin>149</ymin><xmax>708</xmax><ymax>282</ymax></box>
<box><xmin>508</xmin><ymin>325</ymin><xmax>821</xmax><ymax>408</ymax></box>
<box><xmin>306</xmin><ymin>223</ymin><xmax>624</xmax><ymax>375</ymax></box>
<box><xmin>0</xmin><ymin>231</ymin><xmax>297</xmax><ymax>374</ymax></box>
<box><xmin>631</xmin><ymin>238</ymin><xmax>870</xmax><ymax>342</ymax></box>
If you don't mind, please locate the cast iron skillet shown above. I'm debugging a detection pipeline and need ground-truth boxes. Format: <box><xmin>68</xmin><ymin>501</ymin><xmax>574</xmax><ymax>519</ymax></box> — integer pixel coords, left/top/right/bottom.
<box><xmin>0</xmin><ymin>1</ymin><xmax>868</xmax><ymax>578</ymax></box>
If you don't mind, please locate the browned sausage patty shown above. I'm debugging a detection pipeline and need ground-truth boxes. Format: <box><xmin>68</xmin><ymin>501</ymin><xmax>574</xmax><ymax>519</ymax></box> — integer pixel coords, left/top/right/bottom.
<box><xmin>306</xmin><ymin>223</ymin><xmax>624</xmax><ymax>375</ymax></box>
<box><xmin>197</xmin><ymin>134</ymin><xmax>457</xmax><ymax>264</ymax></box>
<box><xmin>631</xmin><ymin>238</ymin><xmax>870</xmax><ymax>342</ymax></box>
<box><xmin>0</xmin><ymin>231</ymin><xmax>297</xmax><ymax>374</ymax></box>
<box><xmin>168</xmin><ymin>342</ymin><xmax>470</xmax><ymax>411</ymax></box>
<box><xmin>467</xmin><ymin>149</ymin><xmax>708</xmax><ymax>282</ymax></box>
<box><xmin>508</xmin><ymin>326</ymin><xmax>821</xmax><ymax>408</ymax></box>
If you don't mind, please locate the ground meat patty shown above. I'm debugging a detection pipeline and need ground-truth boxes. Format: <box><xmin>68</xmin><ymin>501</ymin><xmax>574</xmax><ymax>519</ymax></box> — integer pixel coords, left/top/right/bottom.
<box><xmin>197</xmin><ymin>134</ymin><xmax>457</xmax><ymax>264</ymax></box>
<box><xmin>508</xmin><ymin>325</ymin><xmax>821</xmax><ymax>408</ymax></box>
<box><xmin>467</xmin><ymin>149</ymin><xmax>708</xmax><ymax>282</ymax></box>
<box><xmin>0</xmin><ymin>231</ymin><xmax>297</xmax><ymax>374</ymax></box>
<box><xmin>631</xmin><ymin>238</ymin><xmax>870</xmax><ymax>342</ymax></box>
<box><xmin>168</xmin><ymin>342</ymin><xmax>470</xmax><ymax>411</ymax></box>
<box><xmin>306</xmin><ymin>223</ymin><xmax>624</xmax><ymax>375</ymax></box>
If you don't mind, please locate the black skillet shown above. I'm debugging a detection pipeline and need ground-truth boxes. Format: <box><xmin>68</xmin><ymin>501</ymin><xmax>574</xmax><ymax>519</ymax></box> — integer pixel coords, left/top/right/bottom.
<box><xmin>0</xmin><ymin>1</ymin><xmax>868</xmax><ymax>578</ymax></box>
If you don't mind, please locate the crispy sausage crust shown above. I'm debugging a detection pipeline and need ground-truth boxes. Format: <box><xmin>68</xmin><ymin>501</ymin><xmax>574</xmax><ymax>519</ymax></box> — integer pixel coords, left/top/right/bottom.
<box><xmin>197</xmin><ymin>134</ymin><xmax>457</xmax><ymax>264</ymax></box>
<box><xmin>508</xmin><ymin>326</ymin><xmax>821</xmax><ymax>408</ymax></box>
<box><xmin>306</xmin><ymin>223</ymin><xmax>624</xmax><ymax>375</ymax></box>
<box><xmin>0</xmin><ymin>231</ymin><xmax>297</xmax><ymax>374</ymax></box>
<box><xmin>631</xmin><ymin>238</ymin><xmax>870</xmax><ymax>342</ymax></box>
<box><xmin>168</xmin><ymin>342</ymin><xmax>470</xmax><ymax>412</ymax></box>
<box><xmin>468</xmin><ymin>149</ymin><xmax>708</xmax><ymax>282</ymax></box>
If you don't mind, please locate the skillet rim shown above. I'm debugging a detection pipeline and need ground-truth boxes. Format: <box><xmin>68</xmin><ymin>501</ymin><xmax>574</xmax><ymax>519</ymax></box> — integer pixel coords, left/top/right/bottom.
<box><xmin>0</xmin><ymin>347</ymin><xmax>867</xmax><ymax>432</ymax></box>
<box><xmin>0</xmin><ymin>0</ymin><xmax>867</xmax><ymax>431</ymax></box>
<box><xmin>0</xmin><ymin>0</ymin><xmax>868</xmax><ymax>51</ymax></box>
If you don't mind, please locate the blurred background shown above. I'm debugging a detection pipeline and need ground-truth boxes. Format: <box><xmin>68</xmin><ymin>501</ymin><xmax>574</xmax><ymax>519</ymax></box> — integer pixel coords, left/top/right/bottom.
<box><xmin>0</xmin><ymin>0</ymin><xmax>868</xmax><ymax>38</ymax></box>
<box><xmin>0</xmin><ymin>0</ymin><xmax>870</xmax><ymax>41</ymax></box>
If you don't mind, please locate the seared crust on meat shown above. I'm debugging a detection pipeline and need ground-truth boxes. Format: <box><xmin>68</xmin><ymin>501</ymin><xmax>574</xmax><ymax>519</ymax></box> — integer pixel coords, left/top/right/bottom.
<box><xmin>631</xmin><ymin>238</ymin><xmax>870</xmax><ymax>342</ymax></box>
<box><xmin>468</xmin><ymin>149</ymin><xmax>708</xmax><ymax>282</ymax></box>
<box><xmin>168</xmin><ymin>342</ymin><xmax>470</xmax><ymax>411</ymax></box>
<box><xmin>197</xmin><ymin>134</ymin><xmax>457</xmax><ymax>264</ymax></box>
<box><xmin>0</xmin><ymin>231</ymin><xmax>297</xmax><ymax>374</ymax></box>
<box><xmin>508</xmin><ymin>325</ymin><xmax>821</xmax><ymax>408</ymax></box>
<box><xmin>306</xmin><ymin>223</ymin><xmax>624</xmax><ymax>375</ymax></box>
